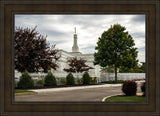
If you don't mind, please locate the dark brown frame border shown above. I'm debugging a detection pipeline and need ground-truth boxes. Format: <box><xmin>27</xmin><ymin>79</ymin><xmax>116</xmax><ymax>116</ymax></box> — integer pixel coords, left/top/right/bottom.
<box><xmin>0</xmin><ymin>0</ymin><xmax>159</xmax><ymax>116</ymax></box>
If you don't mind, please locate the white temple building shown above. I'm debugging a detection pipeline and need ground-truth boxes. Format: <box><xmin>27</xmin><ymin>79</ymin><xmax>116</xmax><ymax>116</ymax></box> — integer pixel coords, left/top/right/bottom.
<box><xmin>15</xmin><ymin>28</ymin><xmax>145</xmax><ymax>83</ymax></box>
<box><xmin>51</xmin><ymin>28</ymin><xmax>101</xmax><ymax>78</ymax></box>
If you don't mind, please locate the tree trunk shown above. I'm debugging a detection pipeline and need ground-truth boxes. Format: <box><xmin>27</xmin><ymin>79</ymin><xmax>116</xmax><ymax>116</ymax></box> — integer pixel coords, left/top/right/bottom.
<box><xmin>115</xmin><ymin>67</ymin><xmax>117</xmax><ymax>82</ymax></box>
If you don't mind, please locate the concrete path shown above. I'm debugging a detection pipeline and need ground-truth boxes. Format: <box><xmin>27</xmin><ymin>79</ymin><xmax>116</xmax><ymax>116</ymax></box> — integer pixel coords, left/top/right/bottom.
<box><xmin>30</xmin><ymin>84</ymin><xmax>122</xmax><ymax>93</ymax></box>
<box><xmin>15</xmin><ymin>86</ymin><xmax>122</xmax><ymax>102</ymax></box>
<box><xmin>29</xmin><ymin>81</ymin><xmax>144</xmax><ymax>94</ymax></box>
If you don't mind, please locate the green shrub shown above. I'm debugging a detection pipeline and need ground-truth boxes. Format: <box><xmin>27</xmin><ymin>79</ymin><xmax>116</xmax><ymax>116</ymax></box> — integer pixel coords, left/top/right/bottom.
<box><xmin>18</xmin><ymin>70</ymin><xmax>34</xmax><ymax>89</ymax></box>
<box><xmin>122</xmin><ymin>80</ymin><xmax>137</xmax><ymax>96</ymax></box>
<box><xmin>60</xmin><ymin>78</ymin><xmax>66</xmax><ymax>85</ymax></box>
<box><xmin>66</xmin><ymin>73</ymin><xmax>75</xmax><ymax>85</ymax></box>
<box><xmin>83</xmin><ymin>72</ymin><xmax>90</xmax><ymax>85</ymax></box>
<box><xmin>90</xmin><ymin>77</ymin><xmax>97</xmax><ymax>84</ymax></box>
<box><xmin>36</xmin><ymin>79</ymin><xmax>45</xmax><ymax>86</ymax></box>
<box><xmin>44</xmin><ymin>72</ymin><xmax>57</xmax><ymax>86</ymax></box>
<box><xmin>77</xmin><ymin>78</ymin><xmax>83</xmax><ymax>84</ymax></box>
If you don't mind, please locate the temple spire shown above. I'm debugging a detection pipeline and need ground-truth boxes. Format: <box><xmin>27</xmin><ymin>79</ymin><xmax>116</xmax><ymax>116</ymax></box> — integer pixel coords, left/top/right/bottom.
<box><xmin>72</xmin><ymin>27</ymin><xmax>79</xmax><ymax>53</ymax></box>
<box><xmin>75</xmin><ymin>27</ymin><xmax>76</xmax><ymax>33</ymax></box>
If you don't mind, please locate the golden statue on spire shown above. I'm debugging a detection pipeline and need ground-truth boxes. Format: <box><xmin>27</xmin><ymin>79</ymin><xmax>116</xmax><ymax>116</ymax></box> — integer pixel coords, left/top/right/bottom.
<box><xmin>75</xmin><ymin>27</ymin><xmax>76</xmax><ymax>33</ymax></box>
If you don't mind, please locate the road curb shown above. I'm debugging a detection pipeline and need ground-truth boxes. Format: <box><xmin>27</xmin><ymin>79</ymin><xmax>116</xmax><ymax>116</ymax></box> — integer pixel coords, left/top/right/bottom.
<box><xmin>102</xmin><ymin>93</ymin><xmax>123</xmax><ymax>102</ymax></box>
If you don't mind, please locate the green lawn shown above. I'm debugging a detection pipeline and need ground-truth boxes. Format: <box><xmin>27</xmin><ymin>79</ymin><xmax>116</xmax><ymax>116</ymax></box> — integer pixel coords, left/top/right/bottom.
<box><xmin>15</xmin><ymin>89</ymin><xmax>34</xmax><ymax>93</ymax></box>
<box><xmin>105</xmin><ymin>96</ymin><xmax>145</xmax><ymax>102</ymax></box>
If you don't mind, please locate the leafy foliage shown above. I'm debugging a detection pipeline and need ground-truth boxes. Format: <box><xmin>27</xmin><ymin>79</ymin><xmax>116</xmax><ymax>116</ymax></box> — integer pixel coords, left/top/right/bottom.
<box><xmin>119</xmin><ymin>62</ymin><xmax>145</xmax><ymax>73</ymax></box>
<box><xmin>60</xmin><ymin>77</ymin><xmax>66</xmax><ymax>85</ymax></box>
<box><xmin>83</xmin><ymin>72</ymin><xmax>90</xmax><ymax>85</ymax></box>
<box><xmin>36</xmin><ymin>79</ymin><xmax>45</xmax><ymax>86</ymax></box>
<box><xmin>77</xmin><ymin>78</ymin><xmax>83</xmax><ymax>84</ymax></box>
<box><xmin>101</xmin><ymin>66</ymin><xmax>115</xmax><ymax>73</ymax></box>
<box><xmin>66</xmin><ymin>73</ymin><xmax>75</xmax><ymax>85</ymax></box>
<box><xmin>94</xmin><ymin>24</ymin><xmax>138</xmax><ymax>81</ymax></box>
<box><xmin>44</xmin><ymin>72</ymin><xmax>57</xmax><ymax>86</ymax></box>
<box><xmin>14</xmin><ymin>26</ymin><xmax>60</xmax><ymax>73</ymax></box>
<box><xmin>90</xmin><ymin>77</ymin><xmax>97</xmax><ymax>84</ymax></box>
<box><xmin>17</xmin><ymin>70</ymin><xmax>34</xmax><ymax>89</ymax></box>
<box><xmin>122</xmin><ymin>80</ymin><xmax>137</xmax><ymax>96</ymax></box>
<box><xmin>64</xmin><ymin>57</ymin><xmax>93</xmax><ymax>73</ymax></box>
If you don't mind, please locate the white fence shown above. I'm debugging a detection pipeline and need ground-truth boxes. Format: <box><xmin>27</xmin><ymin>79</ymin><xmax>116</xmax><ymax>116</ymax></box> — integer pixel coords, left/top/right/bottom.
<box><xmin>14</xmin><ymin>71</ymin><xmax>85</xmax><ymax>86</ymax></box>
<box><xmin>15</xmin><ymin>71</ymin><xmax>145</xmax><ymax>85</ymax></box>
<box><xmin>15</xmin><ymin>72</ymin><xmax>83</xmax><ymax>80</ymax></box>
<box><xmin>99</xmin><ymin>73</ymin><xmax>145</xmax><ymax>82</ymax></box>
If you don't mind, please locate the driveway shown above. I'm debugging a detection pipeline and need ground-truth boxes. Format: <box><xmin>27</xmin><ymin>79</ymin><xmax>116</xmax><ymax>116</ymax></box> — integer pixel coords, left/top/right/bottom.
<box><xmin>14</xmin><ymin>83</ymin><xmax>143</xmax><ymax>102</ymax></box>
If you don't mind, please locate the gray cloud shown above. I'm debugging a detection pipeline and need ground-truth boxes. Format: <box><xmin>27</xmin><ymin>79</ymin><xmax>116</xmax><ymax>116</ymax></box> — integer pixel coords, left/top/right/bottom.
<box><xmin>15</xmin><ymin>14</ymin><xmax>145</xmax><ymax>62</ymax></box>
<box><xmin>131</xmin><ymin>32</ymin><xmax>145</xmax><ymax>38</ymax></box>
<box><xmin>131</xmin><ymin>15</ymin><xmax>145</xmax><ymax>23</ymax></box>
<box><xmin>40</xmin><ymin>29</ymin><xmax>66</xmax><ymax>37</ymax></box>
<box><xmin>138</xmin><ymin>47</ymin><xmax>145</xmax><ymax>51</ymax></box>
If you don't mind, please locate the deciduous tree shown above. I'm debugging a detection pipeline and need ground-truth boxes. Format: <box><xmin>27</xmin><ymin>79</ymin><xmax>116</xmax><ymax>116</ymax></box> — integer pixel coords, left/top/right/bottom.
<box><xmin>14</xmin><ymin>26</ymin><xmax>60</xmax><ymax>73</ymax></box>
<box><xmin>64</xmin><ymin>57</ymin><xmax>93</xmax><ymax>73</ymax></box>
<box><xmin>94</xmin><ymin>24</ymin><xmax>138</xmax><ymax>81</ymax></box>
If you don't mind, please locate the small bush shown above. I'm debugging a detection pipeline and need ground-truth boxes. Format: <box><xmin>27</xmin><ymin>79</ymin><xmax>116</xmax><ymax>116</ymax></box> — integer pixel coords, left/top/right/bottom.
<box><xmin>66</xmin><ymin>73</ymin><xmax>75</xmax><ymax>85</ymax></box>
<box><xmin>60</xmin><ymin>78</ymin><xmax>66</xmax><ymax>85</ymax></box>
<box><xmin>122</xmin><ymin>80</ymin><xmax>137</xmax><ymax>96</ymax></box>
<box><xmin>18</xmin><ymin>70</ymin><xmax>34</xmax><ymax>89</ymax></box>
<box><xmin>77</xmin><ymin>78</ymin><xmax>83</xmax><ymax>84</ymax></box>
<box><xmin>141</xmin><ymin>82</ymin><xmax>146</xmax><ymax>96</ymax></box>
<box><xmin>90</xmin><ymin>77</ymin><xmax>97</xmax><ymax>84</ymax></box>
<box><xmin>44</xmin><ymin>72</ymin><xmax>57</xmax><ymax>86</ymax></box>
<box><xmin>36</xmin><ymin>79</ymin><xmax>45</xmax><ymax>86</ymax></box>
<box><xmin>83</xmin><ymin>72</ymin><xmax>90</xmax><ymax>85</ymax></box>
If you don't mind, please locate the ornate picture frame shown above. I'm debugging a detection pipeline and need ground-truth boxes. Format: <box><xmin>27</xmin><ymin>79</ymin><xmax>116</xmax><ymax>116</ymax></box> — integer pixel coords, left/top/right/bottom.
<box><xmin>0</xmin><ymin>0</ymin><xmax>159</xmax><ymax>115</ymax></box>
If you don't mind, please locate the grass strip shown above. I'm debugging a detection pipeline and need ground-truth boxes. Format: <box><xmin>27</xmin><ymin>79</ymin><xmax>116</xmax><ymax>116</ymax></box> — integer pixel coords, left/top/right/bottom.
<box><xmin>105</xmin><ymin>96</ymin><xmax>145</xmax><ymax>102</ymax></box>
<box><xmin>15</xmin><ymin>89</ymin><xmax>34</xmax><ymax>93</ymax></box>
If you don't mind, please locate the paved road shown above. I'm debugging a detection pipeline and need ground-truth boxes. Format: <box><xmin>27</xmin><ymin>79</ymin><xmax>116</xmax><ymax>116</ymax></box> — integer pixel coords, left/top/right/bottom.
<box><xmin>15</xmin><ymin>85</ymin><xmax>142</xmax><ymax>102</ymax></box>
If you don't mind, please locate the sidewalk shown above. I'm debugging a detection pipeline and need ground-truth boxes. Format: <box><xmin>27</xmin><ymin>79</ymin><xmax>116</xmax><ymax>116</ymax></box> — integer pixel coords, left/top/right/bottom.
<box><xmin>29</xmin><ymin>80</ymin><xmax>145</xmax><ymax>94</ymax></box>
<box><xmin>30</xmin><ymin>84</ymin><xmax>122</xmax><ymax>94</ymax></box>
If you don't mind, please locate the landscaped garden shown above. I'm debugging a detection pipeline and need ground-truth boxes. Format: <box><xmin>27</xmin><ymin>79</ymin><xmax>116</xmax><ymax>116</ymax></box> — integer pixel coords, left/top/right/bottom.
<box><xmin>104</xmin><ymin>80</ymin><xmax>146</xmax><ymax>102</ymax></box>
<box><xmin>15</xmin><ymin>70</ymin><xmax>98</xmax><ymax>90</ymax></box>
<box><xmin>15</xmin><ymin>70</ymin><xmax>146</xmax><ymax>103</ymax></box>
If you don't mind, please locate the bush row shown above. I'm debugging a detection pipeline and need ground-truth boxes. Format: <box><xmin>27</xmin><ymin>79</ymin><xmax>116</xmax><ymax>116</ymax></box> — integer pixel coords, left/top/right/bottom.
<box><xmin>17</xmin><ymin>71</ymin><xmax>97</xmax><ymax>89</ymax></box>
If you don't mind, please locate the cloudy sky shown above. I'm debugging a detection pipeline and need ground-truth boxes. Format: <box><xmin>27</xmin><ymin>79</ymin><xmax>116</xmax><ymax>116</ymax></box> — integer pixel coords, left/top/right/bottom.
<box><xmin>15</xmin><ymin>14</ymin><xmax>145</xmax><ymax>62</ymax></box>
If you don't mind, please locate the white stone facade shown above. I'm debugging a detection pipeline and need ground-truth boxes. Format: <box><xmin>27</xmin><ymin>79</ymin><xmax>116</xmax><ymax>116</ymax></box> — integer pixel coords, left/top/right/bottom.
<box><xmin>52</xmin><ymin>49</ymin><xmax>101</xmax><ymax>78</ymax></box>
<box><xmin>51</xmin><ymin>29</ymin><xmax>101</xmax><ymax>78</ymax></box>
<box><xmin>15</xmin><ymin>29</ymin><xmax>101</xmax><ymax>80</ymax></box>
